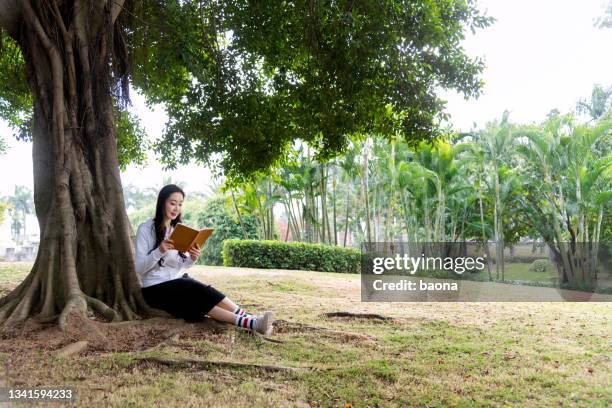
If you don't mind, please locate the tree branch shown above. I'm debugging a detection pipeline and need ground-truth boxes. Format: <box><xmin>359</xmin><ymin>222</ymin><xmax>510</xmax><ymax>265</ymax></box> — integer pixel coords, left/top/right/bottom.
<box><xmin>110</xmin><ymin>0</ymin><xmax>125</xmax><ymax>24</ymax></box>
<box><xmin>135</xmin><ymin>356</ymin><xmax>308</xmax><ymax>373</ymax></box>
<box><xmin>20</xmin><ymin>0</ymin><xmax>54</xmax><ymax>53</ymax></box>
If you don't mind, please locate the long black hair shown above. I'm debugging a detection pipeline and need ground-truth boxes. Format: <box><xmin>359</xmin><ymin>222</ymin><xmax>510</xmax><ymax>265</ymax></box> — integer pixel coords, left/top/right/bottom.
<box><xmin>148</xmin><ymin>184</ymin><xmax>187</xmax><ymax>263</ymax></box>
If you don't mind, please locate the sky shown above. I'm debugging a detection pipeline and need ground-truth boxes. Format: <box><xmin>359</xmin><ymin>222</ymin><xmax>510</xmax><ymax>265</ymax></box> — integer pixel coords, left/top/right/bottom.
<box><xmin>0</xmin><ymin>0</ymin><xmax>610</xmax><ymax>200</ymax></box>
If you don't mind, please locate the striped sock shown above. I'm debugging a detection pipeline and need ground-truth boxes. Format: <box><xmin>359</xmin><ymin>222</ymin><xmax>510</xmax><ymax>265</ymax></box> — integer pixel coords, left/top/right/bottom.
<box><xmin>233</xmin><ymin>306</ymin><xmax>251</xmax><ymax>317</ymax></box>
<box><xmin>235</xmin><ymin>314</ymin><xmax>257</xmax><ymax>331</ymax></box>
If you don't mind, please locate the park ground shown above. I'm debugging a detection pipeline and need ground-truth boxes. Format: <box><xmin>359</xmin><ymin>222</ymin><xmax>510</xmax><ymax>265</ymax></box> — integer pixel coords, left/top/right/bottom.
<box><xmin>0</xmin><ymin>262</ymin><xmax>610</xmax><ymax>407</ymax></box>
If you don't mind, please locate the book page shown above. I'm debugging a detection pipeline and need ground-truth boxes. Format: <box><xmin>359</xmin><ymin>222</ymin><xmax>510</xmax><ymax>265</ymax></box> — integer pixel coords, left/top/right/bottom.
<box><xmin>193</xmin><ymin>229</ymin><xmax>214</xmax><ymax>249</ymax></box>
<box><xmin>169</xmin><ymin>224</ymin><xmax>199</xmax><ymax>252</ymax></box>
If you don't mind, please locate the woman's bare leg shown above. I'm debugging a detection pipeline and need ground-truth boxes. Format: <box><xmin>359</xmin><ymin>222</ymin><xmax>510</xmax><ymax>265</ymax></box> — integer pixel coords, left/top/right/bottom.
<box><xmin>206</xmin><ymin>305</ymin><xmax>239</xmax><ymax>324</ymax></box>
<box><xmin>215</xmin><ymin>296</ymin><xmax>239</xmax><ymax>312</ymax></box>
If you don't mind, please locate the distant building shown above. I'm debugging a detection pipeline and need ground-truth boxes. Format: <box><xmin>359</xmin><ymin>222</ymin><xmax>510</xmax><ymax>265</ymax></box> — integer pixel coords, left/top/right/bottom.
<box><xmin>0</xmin><ymin>213</ymin><xmax>39</xmax><ymax>261</ymax></box>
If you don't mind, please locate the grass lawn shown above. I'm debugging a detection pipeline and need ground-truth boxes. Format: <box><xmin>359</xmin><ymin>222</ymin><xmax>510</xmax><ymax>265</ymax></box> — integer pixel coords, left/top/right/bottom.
<box><xmin>0</xmin><ymin>262</ymin><xmax>610</xmax><ymax>407</ymax></box>
<box><xmin>0</xmin><ymin>262</ymin><xmax>30</xmax><ymax>294</ymax></box>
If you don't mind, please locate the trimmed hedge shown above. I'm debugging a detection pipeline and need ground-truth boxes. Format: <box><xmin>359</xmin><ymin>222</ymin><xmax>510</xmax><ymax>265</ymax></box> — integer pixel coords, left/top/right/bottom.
<box><xmin>528</xmin><ymin>259</ymin><xmax>551</xmax><ymax>273</ymax></box>
<box><xmin>222</xmin><ymin>239</ymin><xmax>360</xmax><ymax>273</ymax></box>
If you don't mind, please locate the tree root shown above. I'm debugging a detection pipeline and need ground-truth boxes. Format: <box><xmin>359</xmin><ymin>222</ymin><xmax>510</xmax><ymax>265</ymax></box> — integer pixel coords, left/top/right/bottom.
<box><xmin>32</xmin><ymin>314</ymin><xmax>60</xmax><ymax>324</ymax></box>
<box><xmin>58</xmin><ymin>296</ymin><xmax>86</xmax><ymax>330</ymax></box>
<box><xmin>135</xmin><ymin>356</ymin><xmax>308</xmax><ymax>373</ymax></box>
<box><xmin>0</xmin><ymin>289</ymin><xmax>142</xmax><ymax>335</ymax></box>
<box><xmin>275</xmin><ymin>319</ymin><xmax>375</xmax><ymax>341</ymax></box>
<box><xmin>54</xmin><ymin>341</ymin><xmax>89</xmax><ymax>358</ymax></box>
<box><xmin>0</xmin><ymin>298</ymin><xmax>20</xmax><ymax>325</ymax></box>
<box><xmin>323</xmin><ymin>312</ymin><xmax>395</xmax><ymax>321</ymax></box>
<box><xmin>248</xmin><ymin>329</ymin><xmax>286</xmax><ymax>344</ymax></box>
<box><xmin>0</xmin><ymin>272</ymin><xmax>31</xmax><ymax>309</ymax></box>
<box><xmin>84</xmin><ymin>295</ymin><xmax>120</xmax><ymax>322</ymax></box>
<box><xmin>57</xmin><ymin>296</ymin><xmax>107</xmax><ymax>341</ymax></box>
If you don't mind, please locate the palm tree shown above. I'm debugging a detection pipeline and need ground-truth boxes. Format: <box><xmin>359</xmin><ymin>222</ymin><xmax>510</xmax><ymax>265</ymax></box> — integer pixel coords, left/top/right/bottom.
<box><xmin>478</xmin><ymin>112</ymin><xmax>515</xmax><ymax>280</ymax></box>
<box><xmin>359</xmin><ymin>137</ymin><xmax>373</xmax><ymax>244</ymax></box>
<box><xmin>338</xmin><ymin>141</ymin><xmax>360</xmax><ymax>247</ymax></box>
<box><xmin>455</xmin><ymin>141</ymin><xmax>494</xmax><ymax>278</ymax></box>
<box><xmin>518</xmin><ymin>111</ymin><xmax>611</xmax><ymax>289</ymax></box>
<box><xmin>277</xmin><ymin>151</ymin><xmax>305</xmax><ymax>242</ymax></box>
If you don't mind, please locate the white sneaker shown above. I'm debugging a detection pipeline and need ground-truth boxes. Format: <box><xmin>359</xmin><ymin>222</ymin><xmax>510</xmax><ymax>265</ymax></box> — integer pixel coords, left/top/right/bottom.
<box><xmin>254</xmin><ymin>311</ymin><xmax>274</xmax><ymax>335</ymax></box>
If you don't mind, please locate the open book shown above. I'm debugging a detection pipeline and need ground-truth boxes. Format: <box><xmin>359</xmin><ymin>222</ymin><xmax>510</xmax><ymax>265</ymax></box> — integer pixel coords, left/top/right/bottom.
<box><xmin>168</xmin><ymin>224</ymin><xmax>214</xmax><ymax>253</ymax></box>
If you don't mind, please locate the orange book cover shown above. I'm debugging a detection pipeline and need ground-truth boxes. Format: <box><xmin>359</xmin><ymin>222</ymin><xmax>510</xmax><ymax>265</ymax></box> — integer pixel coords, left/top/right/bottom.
<box><xmin>168</xmin><ymin>224</ymin><xmax>214</xmax><ymax>253</ymax></box>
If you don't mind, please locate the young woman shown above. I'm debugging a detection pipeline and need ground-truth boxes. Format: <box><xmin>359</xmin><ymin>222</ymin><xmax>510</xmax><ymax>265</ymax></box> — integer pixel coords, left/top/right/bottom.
<box><xmin>135</xmin><ymin>184</ymin><xmax>273</xmax><ymax>335</ymax></box>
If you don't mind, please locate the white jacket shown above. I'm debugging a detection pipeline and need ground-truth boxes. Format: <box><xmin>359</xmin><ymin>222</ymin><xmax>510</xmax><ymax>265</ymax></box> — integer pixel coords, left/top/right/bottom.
<box><xmin>135</xmin><ymin>219</ymin><xmax>195</xmax><ymax>288</ymax></box>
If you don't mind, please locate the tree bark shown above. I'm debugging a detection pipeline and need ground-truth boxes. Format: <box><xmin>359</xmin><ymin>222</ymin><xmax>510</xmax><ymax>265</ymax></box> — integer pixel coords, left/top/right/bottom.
<box><xmin>0</xmin><ymin>0</ymin><xmax>161</xmax><ymax>331</ymax></box>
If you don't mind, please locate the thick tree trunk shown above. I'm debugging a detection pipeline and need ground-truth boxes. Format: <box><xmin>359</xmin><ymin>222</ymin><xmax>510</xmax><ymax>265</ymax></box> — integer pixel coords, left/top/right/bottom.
<box><xmin>0</xmin><ymin>0</ymin><xmax>160</xmax><ymax>332</ymax></box>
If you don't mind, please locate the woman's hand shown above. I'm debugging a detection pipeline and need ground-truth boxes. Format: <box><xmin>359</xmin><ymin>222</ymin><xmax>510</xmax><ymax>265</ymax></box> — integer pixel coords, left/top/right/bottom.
<box><xmin>159</xmin><ymin>239</ymin><xmax>175</xmax><ymax>254</ymax></box>
<box><xmin>189</xmin><ymin>243</ymin><xmax>201</xmax><ymax>262</ymax></box>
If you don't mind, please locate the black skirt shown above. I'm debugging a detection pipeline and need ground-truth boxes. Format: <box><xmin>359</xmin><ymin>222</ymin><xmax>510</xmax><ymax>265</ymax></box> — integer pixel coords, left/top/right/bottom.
<box><xmin>141</xmin><ymin>275</ymin><xmax>226</xmax><ymax>322</ymax></box>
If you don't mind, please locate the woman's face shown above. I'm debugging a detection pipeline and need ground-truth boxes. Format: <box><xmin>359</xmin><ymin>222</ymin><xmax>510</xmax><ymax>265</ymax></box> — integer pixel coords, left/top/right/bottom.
<box><xmin>164</xmin><ymin>192</ymin><xmax>184</xmax><ymax>221</ymax></box>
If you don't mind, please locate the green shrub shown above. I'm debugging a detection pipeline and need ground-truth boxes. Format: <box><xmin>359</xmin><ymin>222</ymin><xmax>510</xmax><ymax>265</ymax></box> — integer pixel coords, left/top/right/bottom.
<box><xmin>222</xmin><ymin>239</ymin><xmax>360</xmax><ymax>273</ymax></box>
<box><xmin>528</xmin><ymin>259</ymin><xmax>550</xmax><ymax>273</ymax></box>
<box><xmin>197</xmin><ymin>197</ymin><xmax>260</xmax><ymax>266</ymax></box>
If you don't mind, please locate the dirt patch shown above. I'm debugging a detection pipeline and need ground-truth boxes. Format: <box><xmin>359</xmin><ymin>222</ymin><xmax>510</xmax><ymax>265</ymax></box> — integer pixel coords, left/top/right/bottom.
<box><xmin>0</xmin><ymin>314</ymin><xmax>232</xmax><ymax>357</ymax></box>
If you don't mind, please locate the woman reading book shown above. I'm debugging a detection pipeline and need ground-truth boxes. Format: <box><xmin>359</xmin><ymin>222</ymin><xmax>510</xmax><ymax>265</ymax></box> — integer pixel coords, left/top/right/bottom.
<box><xmin>135</xmin><ymin>184</ymin><xmax>274</xmax><ymax>335</ymax></box>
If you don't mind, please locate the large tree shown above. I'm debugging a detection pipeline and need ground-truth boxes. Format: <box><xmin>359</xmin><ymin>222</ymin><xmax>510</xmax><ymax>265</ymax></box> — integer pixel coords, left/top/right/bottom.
<box><xmin>0</xmin><ymin>0</ymin><xmax>491</xmax><ymax>331</ymax></box>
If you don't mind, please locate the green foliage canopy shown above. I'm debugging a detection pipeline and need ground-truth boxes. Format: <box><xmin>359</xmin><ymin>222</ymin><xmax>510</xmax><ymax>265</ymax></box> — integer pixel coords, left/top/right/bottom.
<box><xmin>0</xmin><ymin>29</ymin><xmax>30</xmax><ymax>141</ymax></box>
<box><xmin>0</xmin><ymin>1</ymin><xmax>492</xmax><ymax>180</ymax></box>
